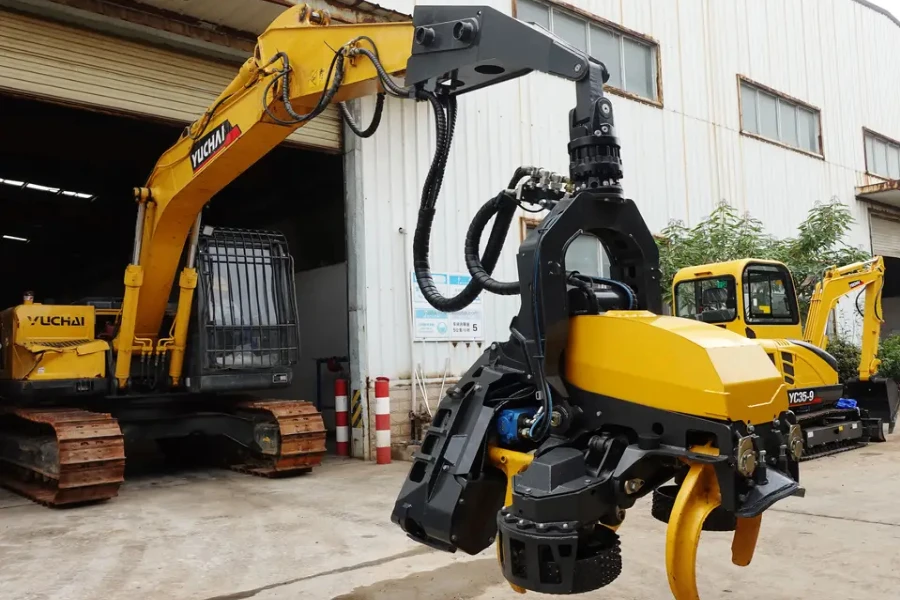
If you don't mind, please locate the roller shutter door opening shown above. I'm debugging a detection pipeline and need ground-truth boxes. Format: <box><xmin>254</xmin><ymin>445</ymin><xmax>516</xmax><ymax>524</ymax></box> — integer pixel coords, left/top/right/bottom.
<box><xmin>870</xmin><ymin>213</ymin><xmax>900</xmax><ymax>258</ymax></box>
<box><xmin>0</xmin><ymin>9</ymin><xmax>341</xmax><ymax>152</ymax></box>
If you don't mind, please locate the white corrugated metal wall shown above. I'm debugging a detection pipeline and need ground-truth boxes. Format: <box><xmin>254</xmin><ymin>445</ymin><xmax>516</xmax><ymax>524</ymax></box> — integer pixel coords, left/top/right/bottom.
<box><xmin>349</xmin><ymin>0</ymin><xmax>899</xmax><ymax>386</ymax></box>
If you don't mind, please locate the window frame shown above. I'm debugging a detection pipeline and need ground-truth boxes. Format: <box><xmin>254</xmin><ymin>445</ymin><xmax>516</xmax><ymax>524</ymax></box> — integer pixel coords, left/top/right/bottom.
<box><xmin>520</xmin><ymin>216</ymin><xmax>542</xmax><ymax>241</ymax></box>
<box><xmin>862</xmin><ymin>127</ymin><xmax>900</xmax><ymax>180</ymax></box>
<box><xmin>736</xmin><ymin>75</ymin><xmax>824</xmax><ymax>159</ymax></box>
<box><xmin>741</xmin><ymin>263</ymin><xmax>800</xmax><ymax>326</ymax></box>
<box><xmin>673</xmin><ymin>274</ymin><xmax>739</xmax><ymax>324</ymax></box>
<box><xmin>513</xmin><ymin>0</ymin><xmax>664</xmax><ymax>108</ymax></box>
<box><xmin>520</xmin><ymin>216</ymin><xmax>609</xmax><ymax>278</ymax></box>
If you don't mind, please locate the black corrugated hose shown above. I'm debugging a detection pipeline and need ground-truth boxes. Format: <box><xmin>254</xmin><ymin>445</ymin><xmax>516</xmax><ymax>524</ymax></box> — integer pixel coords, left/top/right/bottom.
<box><xmin>463</xmin><ymin>193</ymin><xmax>520</xmax><ymax>296</ymax></box>
<box><xmin>410</xmin><ymin>92</ymin><xmax>525</xmax><ymax>312</ymax></box>
<box><xmin>338</xmin><ymin>43</ymin><xmax>414</xmax><ymax>137</ymax></box>
<box><xmin>339</xmin><ymin>93</ymin><xmax>385</xmax><ymax>137</ymax></box>
<box><xmin>460</xmin><ymin>167</ymin><xmax>539</xmax><ymax>297</ymax></box>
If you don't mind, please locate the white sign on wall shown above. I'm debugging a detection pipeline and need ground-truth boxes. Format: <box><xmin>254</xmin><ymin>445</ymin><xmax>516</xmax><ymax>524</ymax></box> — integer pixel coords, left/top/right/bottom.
<box><xmin>410</xmin><ymin>272</ymin><xmax>485</xmax><ymax>341</ymax></box>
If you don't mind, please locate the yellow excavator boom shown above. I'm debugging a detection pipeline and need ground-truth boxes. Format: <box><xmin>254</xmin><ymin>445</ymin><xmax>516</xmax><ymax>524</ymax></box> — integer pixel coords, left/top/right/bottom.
<box><xmin>112</xmin><ymin>6</ymin><xmax>414</xmax><ymax>387</ymax></box>
<box><xmin>803</xmin><ymin>256</ymin><xmax>885</xmax><ymax>380</ymax></box>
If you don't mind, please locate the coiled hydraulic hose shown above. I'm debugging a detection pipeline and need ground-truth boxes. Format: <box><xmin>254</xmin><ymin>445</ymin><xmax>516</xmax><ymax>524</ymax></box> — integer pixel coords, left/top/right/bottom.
<box><xmin>413</xmin><ymin>93</ymin><xmax>488</xmax><ymax>313</ymax></box>
<box><xmin>350</xmin><ymin>46</ymin><xmax>413</xmax><ymax>98</ymax></box>
<box><xmin>463</xmin><ymin>193</ymin><xmax>520</xmax><ymax>296</ymax></box>
<box><xmin>255</xmin><ymin>39</ymin><xmax>574</xmax><ymax>327</ymax></box>
<box><xmin>412</xmin><ymin>100</ymin><xmax>543</xmax><ymax>310</ymax></box>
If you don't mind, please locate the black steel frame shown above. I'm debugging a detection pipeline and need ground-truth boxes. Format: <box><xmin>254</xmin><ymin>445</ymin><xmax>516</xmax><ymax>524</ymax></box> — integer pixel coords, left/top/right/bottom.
<box><xmin>189</xmin><ymin>227</ymin><xmax>301</xmax><ymax>393</ymax></box>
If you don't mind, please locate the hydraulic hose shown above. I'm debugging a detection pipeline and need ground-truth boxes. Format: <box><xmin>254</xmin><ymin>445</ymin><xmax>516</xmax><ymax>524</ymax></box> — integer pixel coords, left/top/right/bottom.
<box><xmin>339</xmin><ymin>92</ymin><xmax>385</xmax><ymax>138</ymax></box>
<box><xmin>413</xmin><ymin>94</ymin><xmax>512</xmax><ymax>312</ymax></box>
<box><xmin>464</xmin><ymin>193</ymin><xmax>520</xmax><ymax>295</ymax></box>
<box><xmin>258</xmin><ymin>41</ymin><xmax>521</xmax><ymax>313</ymax></box>
<box><xmin>352</xmin><ymin>46</ymin><xmax>415</xmax><ymax>98</ymax></box>
<box><xmin>281</xmin><ymin>51</ymin><xmax>345</xmax><ymax>123</ymax></box>
<box><xmin>263</xmin><ymin>50</ymin><xmax>345</xmax><ymax>126</ymax></box>
<box><xmin>567</xmin><ymin>274</ymin><xmax>600</xmax><ymax>314</ymax></box>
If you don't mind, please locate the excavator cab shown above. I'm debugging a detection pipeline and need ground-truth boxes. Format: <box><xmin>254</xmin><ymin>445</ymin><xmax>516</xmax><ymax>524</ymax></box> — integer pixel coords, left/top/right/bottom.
<box><xmin>672</xmin><ymin>259</ymin><xmax>803</xmax><ymax>340</ymax></box>
<box><xmin>184</xmin><ymin>226</ymin><xmax>300</xmax><ymax>394</ymax></box>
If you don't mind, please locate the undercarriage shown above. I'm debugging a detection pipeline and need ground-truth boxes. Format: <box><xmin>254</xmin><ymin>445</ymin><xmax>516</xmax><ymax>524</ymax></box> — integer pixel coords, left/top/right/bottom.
<box><xmin>0</xmin><ymin>224</ymin><xmax>327</xmax><ymax>507</ymax></box>
<box><xmin>0</xmin><ymin>395</ymin><xmax>326</xmax><ymax>507</ymax></box>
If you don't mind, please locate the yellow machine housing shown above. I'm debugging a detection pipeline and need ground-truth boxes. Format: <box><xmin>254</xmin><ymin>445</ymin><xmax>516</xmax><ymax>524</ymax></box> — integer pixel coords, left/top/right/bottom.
<box><xmin>566</xmin><ymin>311</ymin><xmax>788</xmax><ymax>424</ymax></box>
<box><xmin>0</xmin><ymin>303</ymin><xmax>107</xmax><ymax>392</ymax></box>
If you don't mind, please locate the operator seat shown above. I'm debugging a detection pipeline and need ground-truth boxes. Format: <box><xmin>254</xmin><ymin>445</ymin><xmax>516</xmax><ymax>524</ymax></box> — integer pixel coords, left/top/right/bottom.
<box><xmin>698</xmin><ymin>287</ymin><xmax>735</xmax><ymax>323</ymax></box>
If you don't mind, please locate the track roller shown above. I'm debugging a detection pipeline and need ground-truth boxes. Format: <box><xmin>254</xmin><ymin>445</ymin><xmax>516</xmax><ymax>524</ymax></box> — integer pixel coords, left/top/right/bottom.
<box><xmin>229</xmin><ymin>399</ymin><xmax>327</xmax><ymax>477</ymax></box>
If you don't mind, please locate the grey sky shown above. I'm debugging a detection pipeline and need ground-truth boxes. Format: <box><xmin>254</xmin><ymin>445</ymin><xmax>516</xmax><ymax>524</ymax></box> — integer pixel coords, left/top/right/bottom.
<box><xmin>868</xmin><ymin>0</ymin><xmax>900</xmax><ymax>18</ymax></box>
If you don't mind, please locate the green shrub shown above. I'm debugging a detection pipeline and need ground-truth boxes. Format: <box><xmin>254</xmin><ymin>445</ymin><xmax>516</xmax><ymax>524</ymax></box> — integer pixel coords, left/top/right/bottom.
<box><xmin>825</xmin><ymin>337</ymin><xmax>862</xmax><ymax>383</ymax></box>
<box><xmin>877</xmin><ymin>334</ymin><xmax>900</xmax><ymax>381</ymax></box>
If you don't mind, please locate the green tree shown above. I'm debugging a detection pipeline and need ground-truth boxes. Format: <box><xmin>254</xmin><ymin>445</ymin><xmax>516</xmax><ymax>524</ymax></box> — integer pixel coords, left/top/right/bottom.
<box><xmin>876</xmin><ymin>335</ymin><xmax>900</xmax><ymax>381</ymax></box>
<box><xmin>656</xmin><ymin>199</ymin><xmax>869</xmax><ymax>319</ymax></box>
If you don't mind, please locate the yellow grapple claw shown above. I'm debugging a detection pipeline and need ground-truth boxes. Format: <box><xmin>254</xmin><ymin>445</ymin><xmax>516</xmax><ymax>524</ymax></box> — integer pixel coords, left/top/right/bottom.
<box><xmin>665</xmin><ymin>447</ymin><xmax>721</xmax><ymax>600</ymax></box>
<box><xmin>731</xmin><ymin>515</ymin><xmax>762</xmax><ymax>567</ymax></box>
<box><xmin>488</xmin><ymin>445</ymin><xmax>534</xmax><ymax>595</ymax></box>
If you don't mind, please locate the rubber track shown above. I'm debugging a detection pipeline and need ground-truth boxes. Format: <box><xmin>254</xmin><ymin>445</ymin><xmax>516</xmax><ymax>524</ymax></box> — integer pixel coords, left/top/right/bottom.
<box><xmin>800</xmin><ymin>439</ymin><xmax>867</xmax><ymax>462</ymax></box>
<box><xmin>0</xmin><ymin>408</ymin><xmax>125</xmax><ymax>507</ymax></box>
<box><xmin>796</xmin><ymin>407</ymin><xmax>859</xmax><ymax>423</ymax></box>
<box><xmin>793</xmin><ymin>407</ymin><xmax>868</xmax><ymax>462</ymax></box>
<box><xmin>229</xmin><ymin>400</ymin><xmax>327</xmax><ymax>478</ymax></box>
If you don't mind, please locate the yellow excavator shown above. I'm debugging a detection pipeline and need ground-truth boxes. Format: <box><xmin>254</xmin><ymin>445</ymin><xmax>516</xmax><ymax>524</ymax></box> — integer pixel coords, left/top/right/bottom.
<box><xmin>671</xmin><ymin>256</ymin><xmax>898</xmax><ymax>459</ymax></box>
<box><xmin>0</xmin><ymin>4</ymin><xmax>804</xmax><ymax>599</ymax></box>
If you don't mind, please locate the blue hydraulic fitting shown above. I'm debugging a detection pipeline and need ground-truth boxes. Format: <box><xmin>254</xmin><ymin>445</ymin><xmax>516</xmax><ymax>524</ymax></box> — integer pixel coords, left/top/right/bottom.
<box><xmin>496</xmin><ymin>407</ymin><xmax>537</xmax><ymax>445</ymax></box>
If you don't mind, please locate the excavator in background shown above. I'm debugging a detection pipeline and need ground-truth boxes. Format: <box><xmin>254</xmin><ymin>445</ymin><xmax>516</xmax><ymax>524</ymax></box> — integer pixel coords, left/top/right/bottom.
<box><xmin>0</xmin><ymin>4</ymin><xmax>804</xmax><ymax>599</ymax></box>
<box><xmin>807</xmin><ymin>257</ymin><xmax>900</xmax><ymax>433</ymax></box>
<box><xmin>671</xmin><ymin>256</ymin><xmax>898</xmax><ymax>459</ymax></box>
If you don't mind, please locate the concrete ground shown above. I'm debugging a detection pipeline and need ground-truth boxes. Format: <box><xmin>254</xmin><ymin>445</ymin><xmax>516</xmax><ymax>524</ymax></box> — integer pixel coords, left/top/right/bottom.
<box><xmin>1</xmin><ymin>439</ymin><xmax>899</xmax><ymax>600</ymax></box>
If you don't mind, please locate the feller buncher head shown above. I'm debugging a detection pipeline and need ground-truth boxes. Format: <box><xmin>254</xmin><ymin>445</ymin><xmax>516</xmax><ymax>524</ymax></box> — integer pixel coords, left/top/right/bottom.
<box><xmin>364</xmin><ymin>5</ymin><xmax>806</xmax><ymax>599</ymax></box>
<box><xmin>393</xmin><ymin>311</ymin><xmax>803</xmax><ymax>600</ymax></box>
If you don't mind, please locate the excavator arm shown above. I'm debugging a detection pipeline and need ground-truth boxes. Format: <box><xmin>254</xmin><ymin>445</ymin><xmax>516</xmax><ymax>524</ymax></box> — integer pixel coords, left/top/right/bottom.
<box><xmin>113</xmin><ymin>6</ymin><xmax>415</xmax><ymax>386</ymax></box>
<box><xmin>803</xmin><ymin>256</ymin><xmax>885</xmax><ymax>380</ymax></box>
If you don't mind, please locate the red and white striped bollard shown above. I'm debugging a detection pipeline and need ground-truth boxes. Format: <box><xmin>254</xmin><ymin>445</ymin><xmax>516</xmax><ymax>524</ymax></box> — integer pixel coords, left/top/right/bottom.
<box><xmin>375</xmin><ymin>376</ymin><xmax>391</xmax><ymax>464</ymax></box>
<box><xmin>335</xmin><ymin>378</ymin><xmax>349</xmax><ymax>456</ymax></box>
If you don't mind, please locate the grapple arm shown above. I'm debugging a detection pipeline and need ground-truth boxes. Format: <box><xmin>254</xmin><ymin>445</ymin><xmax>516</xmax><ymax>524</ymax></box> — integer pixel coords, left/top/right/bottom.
<box><xmin>391</xmin><ymin>5</ymin><xmax>803</xmax><ymax>600</ymax></box>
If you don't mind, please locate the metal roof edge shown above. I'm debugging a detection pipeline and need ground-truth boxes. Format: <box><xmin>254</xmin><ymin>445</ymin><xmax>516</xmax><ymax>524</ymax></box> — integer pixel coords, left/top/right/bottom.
<box><xmin>261</xmin><ymin>0</ymin><xmax>411</xmax><ymax>22</ymax></box>
<box><xmin>0</xmin><ymin>0</ymin><xmax>252</xmax><ymax>62</ymax></box>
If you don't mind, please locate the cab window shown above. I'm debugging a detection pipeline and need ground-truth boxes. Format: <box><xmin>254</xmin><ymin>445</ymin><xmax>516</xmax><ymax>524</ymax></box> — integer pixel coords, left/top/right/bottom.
<box><xmin>742</xmin><ymin>264</ymin><xmax>797</xmax><ymax>324</ymax></box>
<box><xmin>674</xmin><ymin>276</ymin><xmax>737</xmax><ymax>323</ymax></box>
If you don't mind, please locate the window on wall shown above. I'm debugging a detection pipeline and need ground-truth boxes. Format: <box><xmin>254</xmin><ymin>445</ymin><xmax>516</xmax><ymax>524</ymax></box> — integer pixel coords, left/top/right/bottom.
<box><xmin>522</xmin><ymin>218</ymin><xmax>609</xmax><ymax>277</ymax></box>
<box><xmin>515</xmin><ymin>0</ymin><xmax>660</xmax><ymax>103</ymax></box>
<box><xmin>739</xmin><ymin>78</ymin><xmax>821</xmax><ymax>155</ymax></box>
<box><xmin>864</xmin><ymin>130</ymin><xmax>900</xmax><ymax>180</ymax></box>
